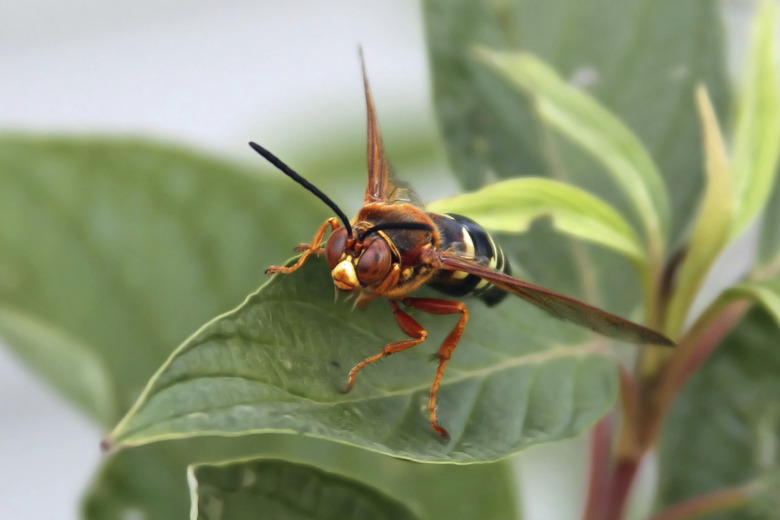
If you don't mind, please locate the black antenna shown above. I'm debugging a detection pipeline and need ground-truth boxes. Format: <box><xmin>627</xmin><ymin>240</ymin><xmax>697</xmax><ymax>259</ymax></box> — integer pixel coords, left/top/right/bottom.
<box><xmin>359</xmin><ymin>222</ymin><xmax>434</xmax><ymax>241</ymax></box>
<box><xmin>249</xmin><ymin>142</ymin><xmax>352</xmax><ymax>237</ymax></box>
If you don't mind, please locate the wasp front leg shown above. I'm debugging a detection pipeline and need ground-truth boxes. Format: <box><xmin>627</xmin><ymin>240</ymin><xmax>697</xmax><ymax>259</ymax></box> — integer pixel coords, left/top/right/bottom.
<box><xmin>266</xmin><ymin>217</ymin><xmax>340</xmax><ymax>275</ymax></box>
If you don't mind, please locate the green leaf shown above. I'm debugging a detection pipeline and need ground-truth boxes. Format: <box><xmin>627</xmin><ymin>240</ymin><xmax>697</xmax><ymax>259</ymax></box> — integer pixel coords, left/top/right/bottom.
<box><xmin>664</xmin><ymin>87</ymin><xmax>732</xmax><ymax>338</ymax></box>
<box><xmin>0</xmin><ymin>304</ymin><xmax>115</xmax><ymax>423</ymax></box>
<box><xmin>658</xmin><ymin>307</ymin><xmax>780</xmax><ymax>520</ymax></box>
<box><xmin>426</xmin><ymin>177</ymin><xmax>645</xmax><ymax>265</ymax></box>
<box><xmin>475</xmin><ymin>49</ymin><xmax>669</xmax><ymax>253</ymax></box>
<box><xmin>0</xmin><ymin>136</ymin><xmax>336</xmax><ymax>426</ymax></box>
<box><xmin>84</xmin><ymin>435</ymin><xmax>519</xmax><ymax>520</ymax></box>
<box><xmin>422</xmin><ymin>0</ymin><xmax>729</xmax><ymax>248</ymax></box>
<box><xmin>422</xmin><ymin>0</ymin><xmax>729</xmax><ymax>333</ymax></box>
<box><xmin>723</xmin><ymin>279</ymin><xmax>780</xmax><ymax>329</ymax></box>
<box><xmin>84</xmin><ymin>443</ymin><xmax>191</xmax><ymax>520</ymax></box>
<box><xmin>190</xmin><ymin>458</ymin><xmax>421</xmax><ymax>520</ymax></box>
<box><xmin>107</xmin><ymin>257</ymin><xmax>617</xmax><ymax>462</ymax></box>
<box><xmin>756</xmin><ymin>166</ymin><xmax>780</xmax><ymax>276</ymax></box>
<box><xmin>730</xmin><ymin>0</ymin><xmax>780</xmax><ymax>241</ymax></box>
<box><xmin>0</xmin><ymin>305</ymin><xmax>118</xmax><ymax>423</ymax></box>
<box><xmin>0</xmin><ymin>134</ymin><xmax>491</xmax><ymax>517</ymax></box>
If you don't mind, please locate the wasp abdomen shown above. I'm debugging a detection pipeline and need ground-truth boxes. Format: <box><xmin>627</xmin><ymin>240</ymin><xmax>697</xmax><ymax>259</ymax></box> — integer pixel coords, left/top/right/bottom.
<box><xmin>427</xmin><ymin>213</ymin><xmax>510</xmax><ymax>306</ymax></box>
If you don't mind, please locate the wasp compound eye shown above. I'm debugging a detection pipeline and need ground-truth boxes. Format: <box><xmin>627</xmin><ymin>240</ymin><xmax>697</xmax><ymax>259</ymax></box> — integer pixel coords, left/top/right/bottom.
<box><xmin>356</xmin><ymin>238</ymin><xmax>392</xmax><ymax>286</ymax></box>
<box><xmin>325</xmin><ymin>226</ymin><xmax>349</xmax><ymax>269</ymax></box>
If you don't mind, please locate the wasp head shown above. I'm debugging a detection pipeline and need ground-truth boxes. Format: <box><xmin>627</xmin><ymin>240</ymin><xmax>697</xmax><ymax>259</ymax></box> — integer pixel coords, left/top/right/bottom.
<box><xmin>325</xmin><ymin>226</ymin><xmax>394</xmax><ymax>291</ymax></box>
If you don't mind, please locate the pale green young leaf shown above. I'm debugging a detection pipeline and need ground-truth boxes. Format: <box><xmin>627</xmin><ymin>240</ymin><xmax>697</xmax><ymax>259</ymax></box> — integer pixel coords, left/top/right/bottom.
<box><xmin>190</xmin><ymin>459</ymin><xmax>421</xmax><ymax>520</ymax></box>
<box><xmin>474</xmin><ymin>49</ymin><xmax>670</xmax><ymax>258</ymax></box>
<box><xmin>426</xmin><ymin>178</ymin><xmax>645</xmax><ymax>265</ymax></box>
<box><xmin>730</xmin><ymin>0</ymin><xmax>780</xmax><ymax>240</ymax></box>
<box><xmin>664</xmin><ymin>87</ymin><xmax>732</xmax><ymax>338</ymax></box>
<box><xmin>422</xmin><ymin>0</ymin><xmax>729</xmax><ymax>325</ymax></box>
<box><xmin>422</xmin><ymin>0</ymin><xmax>729</xmax><ymax>250</ymax></box>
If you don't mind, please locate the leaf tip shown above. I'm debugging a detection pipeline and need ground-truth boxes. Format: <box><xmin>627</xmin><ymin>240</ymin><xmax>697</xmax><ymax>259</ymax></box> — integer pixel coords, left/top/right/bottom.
<box><xmin>99</xmin><ymin>436</ymin><xmax>115</xmax><ymax>453</ymax></box>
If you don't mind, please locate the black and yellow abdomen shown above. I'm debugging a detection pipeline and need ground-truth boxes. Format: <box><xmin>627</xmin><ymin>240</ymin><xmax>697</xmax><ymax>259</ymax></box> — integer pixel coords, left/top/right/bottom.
<box><xmin>427</xmin><ymin>213</ymin><xmax>510</xmax><ymax>306</ymax></box>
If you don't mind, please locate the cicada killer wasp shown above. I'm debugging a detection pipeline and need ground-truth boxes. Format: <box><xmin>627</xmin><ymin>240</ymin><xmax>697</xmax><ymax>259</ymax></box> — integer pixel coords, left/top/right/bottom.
<box><xmin>249</xmin><ymin>58</ymin><xmax>674</xmax><ymax>439</ymax></box>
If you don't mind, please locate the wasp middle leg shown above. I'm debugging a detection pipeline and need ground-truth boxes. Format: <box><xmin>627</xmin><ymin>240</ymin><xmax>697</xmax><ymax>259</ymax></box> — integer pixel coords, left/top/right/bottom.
<box><xmin>345</xmin><ymin>300</ymin><xmax>428</xmax><ymax>393</ymax></box>
<box><xmin>345</xmin><ymin>297</ymin><xmax>468</xmax><ymax>439</ymax></box>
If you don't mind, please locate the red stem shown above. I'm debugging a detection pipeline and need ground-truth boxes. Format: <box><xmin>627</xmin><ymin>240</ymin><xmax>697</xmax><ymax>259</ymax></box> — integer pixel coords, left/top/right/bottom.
<box><xmin>583</xmin><ymin>417</ymin><xmax>612</xmax><ymax>520</ymax></box>
<box><xmin>604</xmin><ymin>456</ymin><xmax>641</xmax><ymax>520</ymax></box>
<box><xmin>677</xmin><ymin>302</ymin><xmax>749</xmax><ymax>382</ymax></box>
<box><xmin>584</xmin><ymin>300</ymin><xmax>751</xmax><ymax>520</ymax></box>
<box><xmin>644</xmin><ymin>300</ymin><xmax>750</xmax><ymax>447</ymax></box>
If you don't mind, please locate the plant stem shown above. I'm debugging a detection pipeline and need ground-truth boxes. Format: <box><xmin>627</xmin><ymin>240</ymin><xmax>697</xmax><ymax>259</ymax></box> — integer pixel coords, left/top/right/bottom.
<box><xmin>647</xmin><ymin>485</ymin><xmax>751</xmax><ymax>520</ymax></box>
<box><xmin>583</xmin><ymin>368</ymin><xmax>644</xmax><ymax>520</ymax></box>
<box><xmin>616</xmin><ymin>366</ymin><xmax>640</xmax><ymax>457</ymax></box>
<box><xmin>643</xmin><ymin>299</ymin><xmax>751</xmax><ymax>448</ymax></box>
<box><xmin>604</xmin><ymin>455</ymin><xmax>641</xmax><ymax>520</ymax></box>
<box><xmin>636</xmin><ymin>243</ymin><xmax>673</xmax><ymax>383</ymax></box>
<box><xmin>583</xmin><ymin>417</ymin><xmax>612</xmax><ymax>520</ymax></box>
<box><xmin>586</xmin><ymin>270</ymin><xmax>753</xmax><ymax>520</ymax></box>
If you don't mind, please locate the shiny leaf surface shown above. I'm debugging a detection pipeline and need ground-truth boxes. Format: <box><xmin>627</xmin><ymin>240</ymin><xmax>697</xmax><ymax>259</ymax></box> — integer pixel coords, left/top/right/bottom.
<box><xmin>108</xmin><ymin>257</ymin><xmax>618</xmax><ymax>462</ymax></box>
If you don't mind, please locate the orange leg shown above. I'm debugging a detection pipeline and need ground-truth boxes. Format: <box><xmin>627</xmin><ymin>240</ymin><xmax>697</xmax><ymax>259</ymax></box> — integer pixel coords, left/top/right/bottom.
<box><xmin>345</xmin><ymin>297</ymin><xmax>468</xmax><ymax>439</ymax></box>
<box><xmin>401</xmin><ymin>297</ymin><xmax>468</xmax><ymax>439</ymax></box>
<box><xmin>266</xmin><ymin>217</ymin><xmax>339</xmax><ymax>275</ymax></box>
<box><xmin>345</xmin><ymin>300</ymin><xmax>428</xmax><ymax>391</ymax></box>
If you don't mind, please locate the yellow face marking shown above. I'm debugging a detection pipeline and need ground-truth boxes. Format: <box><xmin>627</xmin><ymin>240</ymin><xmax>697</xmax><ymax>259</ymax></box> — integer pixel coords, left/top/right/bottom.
<box><xmin>332</xmin><ymin>258</ymin><xmax>359</xmax><ymax>291</ymax></box>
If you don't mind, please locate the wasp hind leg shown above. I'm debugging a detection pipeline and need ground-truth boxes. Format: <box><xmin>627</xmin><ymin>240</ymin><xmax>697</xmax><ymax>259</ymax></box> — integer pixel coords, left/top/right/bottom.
<box><xmin>400</xmin><ymin>297</ymin><xmax>468</xmax><ymax>440</ymax></box>
<box><xmin>345</xmin><ymin>297</ymin><xmax>468</xmax><ymax>439</ymax></box>
<box><xmin>266</xmin><ymin>217</ymin><xmax>339</xmax><ymax>275</ymax></box>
